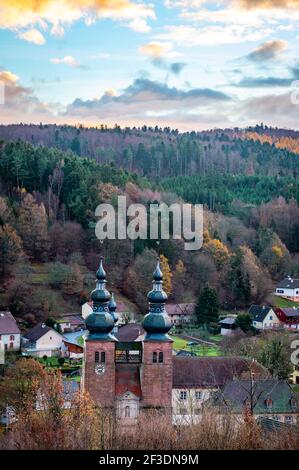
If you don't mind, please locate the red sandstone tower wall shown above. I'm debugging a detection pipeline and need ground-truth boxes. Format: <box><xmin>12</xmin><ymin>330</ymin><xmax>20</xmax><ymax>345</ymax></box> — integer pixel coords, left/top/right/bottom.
<box><xmin>83</xmin><ymin>339</ymin><xmax>115</xmax><ymax>408</ymax></box>
<box><xmin>140</xmin><ymin>341</ymin><xmax>173</xmax><ymax>411</ymax></box>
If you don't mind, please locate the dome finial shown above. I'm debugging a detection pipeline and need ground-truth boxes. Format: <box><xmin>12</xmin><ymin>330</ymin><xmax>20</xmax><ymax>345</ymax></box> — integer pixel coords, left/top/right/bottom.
<box><xmin>96</xmin><ymin>256</ymin><xmax>106</xmax><ymax>281</ymax></box>
<box><xmin>85</xmin><ymin>257</ymin><xmax>116</xmax><ymax>341</ymax></box>
<box><xmin>108</xmin><ymin>292</ymin><xmax>118</xmax><ymax>324</ymax></box>
<box><xmin>142</xmin><ymin>258</ymin><xmax>172</xmax><ymax>342</ymax></box>
<box><xmin>153</xmin><ymin>257</ymin><xmax>163</xmax><ymax>282</ymax></box>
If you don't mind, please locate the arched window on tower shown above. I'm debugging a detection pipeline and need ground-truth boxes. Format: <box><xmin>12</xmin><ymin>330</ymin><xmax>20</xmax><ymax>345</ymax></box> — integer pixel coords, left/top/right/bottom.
<box><xmin>153</xmin><ymin>352</ymin><xmax>157</xmax><ymax>363</ymax></box>
<box><xmin>95</xmin><ymin>351</ymin><xmax>99</xmax><ymax>363</ymax></box>
<box><xmin>101</xmin><ymin>351</ymin><xmax>106</xmax><ymax>363</ymax></box>
<box><xmin>125</xmin><ymin>406</ymin><xmax>130</xmax><ymax>418</ymax></box>
<box><xmin>159</xmin><ymin>352</ymin><xmax>164</xmax><ymax>363</ymax></box>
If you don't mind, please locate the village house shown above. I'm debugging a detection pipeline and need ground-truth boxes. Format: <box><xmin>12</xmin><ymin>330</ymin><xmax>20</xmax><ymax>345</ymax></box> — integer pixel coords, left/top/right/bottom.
<box><xmin>166</xmin><ymin>303</ymin><xmax>195</xmax><ymax>326</ymax></box>
<box><xmin>275</xmin><ymin>277</ymin><xmax>299</xmax><ymax>302</ymax></box>
<box><xmin>219</xmin><ymin>317</ymin><xmax>238</xmax><ymax>336</ymax></box>
<box><xmin>172</xmin><ymin>356</ymin><xmax>269</xmax><ymax>425</ymax></box>
<box><xmin>22</xmin><ymin>323</ymin><xmax>64</xmax><ymax>358</ymax></box>
<box><xmin>275</xmin><ymin>307</ymin><xmax>299</xmax><ymax>330</ymax></box>
<box><xmin>248</xmin><ymin>305</ymin><xmax>281</xmax><ymax>330</ymax></box>
<box><xmin>0</xmin><ymin>311</ymin><xmax>21</xmax><ymax>352</ymax></box>
<box><xmin>56</xmin><ymin>314</ymin><xmax>85</xmax><ymax>333</ymax></box>
<box><xmin>82</xmin><ymin>300</ymin><xmax>131</xmax><ymax>324</ymax></box>
<box><xmin>210</xmin><ymin>379</ymin><xmax>299</xmax><ymax>425</ymax></box>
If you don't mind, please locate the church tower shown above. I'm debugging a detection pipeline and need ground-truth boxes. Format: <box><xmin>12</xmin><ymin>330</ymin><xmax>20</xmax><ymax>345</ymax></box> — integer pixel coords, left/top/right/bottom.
<box><xmin>140</xmin><ymin>259</ymin><xmax>173</xmax><ymax>414</ymax></box>
<box><xmin>82</xmin><ymin>257</ymin><xmax>117</xmax><ymax>408</ymax></box>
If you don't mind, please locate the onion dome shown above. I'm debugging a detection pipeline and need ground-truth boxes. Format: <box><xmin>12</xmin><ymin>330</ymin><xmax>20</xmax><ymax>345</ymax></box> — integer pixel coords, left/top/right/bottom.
<box><xmin>85</xmin><ymin>257</ymin><xmax>116</xmax><ymax>341</ymax></box>
<box><xmin>142</xmin><ymin>258</ymin><xmax>172</xmax><ymax>342</ymax></box>
<box><xmin>108</xmin><ymin>292</ymin><xmax>118</xmax><ymax>324</ymax></box>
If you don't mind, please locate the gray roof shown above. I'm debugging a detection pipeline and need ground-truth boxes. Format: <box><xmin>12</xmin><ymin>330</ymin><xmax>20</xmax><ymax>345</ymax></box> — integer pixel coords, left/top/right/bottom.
<box><xmin>24</xmin><ymin>324</ymin><xmax>53</xmax><ymax>342</ymax></box>
<box><xmin>212</xmin><ymin>379</ymin><xmax>299</xmax><ymax>414</ymax></box>
<box><xmin>220</xmin><ymin>317</ymin><xmax>236</xmax><ymax>325</ymax></box>
<box><xmin>249</xmin><ymin>305</ymin><xmax>272</xmax><ymax>322</ymax></box>
<box><xmin>279</xmin><ymin>307</ymin><xmax>299</xmax><ymax>318</ymax></box>
<box><xmin>277</xmin><ymin>278</ymin><xmax>299</xmax><ymax>289</ymax></box>
<box><xmin>0</xmin><ymin>311</ymin><xmax>20</xmax><ymax>335</ymax></box>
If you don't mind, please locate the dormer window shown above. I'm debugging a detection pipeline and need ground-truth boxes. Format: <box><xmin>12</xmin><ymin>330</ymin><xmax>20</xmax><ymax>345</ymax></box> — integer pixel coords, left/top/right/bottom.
<box><xmin>265</xmin><ymin>398</ymin><xmax>273</xmax><ymax>410</ymax></box>
<box><xmin>290</xmin><ymin>397</ymin><xmax>298</xmax><ymax>411</ymax></box>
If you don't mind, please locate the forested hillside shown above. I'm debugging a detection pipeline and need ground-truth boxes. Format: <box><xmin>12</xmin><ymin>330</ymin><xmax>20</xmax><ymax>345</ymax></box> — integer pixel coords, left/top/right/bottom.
<box><xmin>0</xmin><ymin>125</ymin><xmax>299</xmax><ymax>327</ymax></box>
<box><xmin>1</xmin><ymin>123</ymin><xmax>299</xmax><ymax>178</ymax></box>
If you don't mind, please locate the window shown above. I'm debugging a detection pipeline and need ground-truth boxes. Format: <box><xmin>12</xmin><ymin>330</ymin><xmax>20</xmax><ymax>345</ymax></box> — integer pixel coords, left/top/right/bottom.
<box><xmin>125</xmin><ymin>406</ymin><xmax>130</xmax><ymax>418</ymax></box>
<box><xmin>269</xmin><ymin>316</ymin><xmax>273</xmax><ymax>320</ymax></box>
<box><xmin>101</xmin><ymin>351</ymin><xmax>106</xmax><ymax>363</ymax></box>
<box><xmin>180</xmin><ymin>391</ymin><xmax>187</xmax><ymax>400</ymax></box>
<box><xmin>277</xmin><ymin>289</ymin><xmax>284</xmax><ymax>294</ymax></box>
<box><xmin>285</xmin><ymin>416</ymin><xmax>293</xmax><ymax>424</ymax></box>
<box><xmin>195</xmin><ymin>391</ymin><xmax>202</xmax><ymax>400</ymax></box>
<box><xmin>153</xmin><ymin>352</ymin><xmax>157</xmax><ymax>363</ymax></box>
<box><xmin>158</xmin><ymin>352</ymin><xmax>163</xmax><ymax>363</ymax></box>
<box><xmin>10</xmin><ymin>335</ymin><xmax>14</xmax><ymax>341</ymax></box>
<box><xmin>265</xmin><ymin>398</ymin><xmax>273</xmax><ymax>410</ymax></box>
<box><xmin>95</xmin><ymin>351</ymin><xmax>99</xmax><ymax>363</ymax></box>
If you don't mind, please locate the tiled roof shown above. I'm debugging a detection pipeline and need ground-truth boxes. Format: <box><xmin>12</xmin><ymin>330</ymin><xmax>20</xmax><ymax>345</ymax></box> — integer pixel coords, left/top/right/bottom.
<box><xmin>277</xmin><ymin>278</ymin><xmax>299</xmax><ymax>289</ymax></box>
<box><xmin>213</xmin><ymin>379</ymin><xmax>299</xmax><ymax>414</ymax></box>
<box><xmin>115</xmin><ymin>364</ymin><xmax>142</xmax><ymax>398</ymax></box>
<box><xmin>172</xmin><ymin>356</ymin><xmax>269</xmax><ymax>388</ymax></box>
<box><xmin>0</xmin><ymin>311</ymin><xmax>20</xmax><ymax>335</ymax></box>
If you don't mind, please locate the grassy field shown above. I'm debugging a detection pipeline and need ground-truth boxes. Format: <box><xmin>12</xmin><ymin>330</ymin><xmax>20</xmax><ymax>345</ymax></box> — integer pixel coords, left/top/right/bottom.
<box><xmin>269</xmin><ymin>294</ymin><xmax>299</xmax><ymax>308</ymax></box>
<box><xmin>171</xmin><ymin>335</ymin><xmax>221</xmax><ymax>357</ymax></box>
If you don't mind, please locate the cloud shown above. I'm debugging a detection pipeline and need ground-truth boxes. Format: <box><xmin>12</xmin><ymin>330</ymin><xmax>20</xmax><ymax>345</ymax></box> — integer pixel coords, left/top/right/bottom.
<box><xmin>0</xmin><ymin>0</ymin><xmax>155</xmax><ymax>42</ymax></box>
<box><xmin>233</xmin><ymin>64</ymin><xmax>299</xmax><ymax>88</ymax></box>
<box><xmin>236</xmin><ymin>0</ymin><xmax>299</xmax><ymax>9</ymax></box>
<box><xmin>237</xmin><ymin>90</ymin><xmax>299</xmax><ymax>129</ymax></box>
<box><xmin>246</xmin><ymin>39</ymin><xmax>287</xmax><ymax>62</ymax></box>
<box><xmin>50</xmin><ymin>56</ymin><xmax>85</xmax><ymax>68</ymax></box>
<box><xmin>139</xmin><ymin>42</ymin><xmax>176</xmax><ymax>59</ymax></box>
<box><xmin>18</xmin><ymin>29</ymin><xmax>46</xmax><ymax>45</ymax></box>
<box><xmin>64</xmin><ymin>77</ymin><xmax>231</xmax><ymax>128</ymax></box>
<box><xmin>156</xmin><ymin>24</ymin><xmax>273</xmax><ymax>47</ymax></box>
<box><xmin>0</xmin><ymin>69</ymin><xmax>57</xmax><ymax>123</ymax></box>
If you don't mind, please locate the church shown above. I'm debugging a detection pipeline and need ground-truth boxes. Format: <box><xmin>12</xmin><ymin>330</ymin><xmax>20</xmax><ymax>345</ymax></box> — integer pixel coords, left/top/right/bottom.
<box><xmin>82</xmin><ymin>257</ymin><xmax>173</xmax><ymax>424</ymax></box>
<box><xmin>82</xmin><ymin>258</ymin><xmax>269</xmax><ymax>425</ymax></box>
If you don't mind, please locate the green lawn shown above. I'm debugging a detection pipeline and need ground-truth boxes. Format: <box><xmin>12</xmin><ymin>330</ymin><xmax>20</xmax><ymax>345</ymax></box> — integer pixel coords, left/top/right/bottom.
<box><xmin>269</xmin><ymin>294</ymin><xmax>299</xmax><ymax>308</ymax></box>
<box><xmin>171</xmin><ymin>335</ymin><xmax>220</xmax><ymax>357</ymax></box>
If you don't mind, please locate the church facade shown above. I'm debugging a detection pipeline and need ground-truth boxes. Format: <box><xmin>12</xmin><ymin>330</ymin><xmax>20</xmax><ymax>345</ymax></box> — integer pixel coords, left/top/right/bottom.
<box><xmin>82</xmin><ymin>257</ymin><xmax>173</xmax><ymax>424</ymax></box>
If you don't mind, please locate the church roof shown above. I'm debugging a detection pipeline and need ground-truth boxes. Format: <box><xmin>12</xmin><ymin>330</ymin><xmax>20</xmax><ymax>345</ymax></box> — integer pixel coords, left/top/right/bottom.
<box><xmin>116</xmin><ymin>323</ymin><xmax>144</xmax><ymax>342</ymax></box>
<box><xmin>115</xmin><ymin>364</ymin><xmax>142</xmax><ymax>398</ymax></box>
<box><xmin>172</xmin><ymin>356</ymin><xmax>269</xmax><ymax>389</ymax></box>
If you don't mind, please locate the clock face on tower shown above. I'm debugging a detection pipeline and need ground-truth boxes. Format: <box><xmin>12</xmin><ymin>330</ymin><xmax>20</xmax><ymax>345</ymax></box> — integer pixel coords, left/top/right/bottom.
<box><xmin>95</xmin><ymin>363</ymin><xmax>105</xmax><ymax>375</ymax></box>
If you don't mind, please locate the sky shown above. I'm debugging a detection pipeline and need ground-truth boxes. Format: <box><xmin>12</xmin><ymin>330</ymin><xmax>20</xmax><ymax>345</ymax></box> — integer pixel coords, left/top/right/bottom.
<box><xmin>0</xmin><ymin>0</ymin><xmax>299</xmax><ymax>130</ymax></box>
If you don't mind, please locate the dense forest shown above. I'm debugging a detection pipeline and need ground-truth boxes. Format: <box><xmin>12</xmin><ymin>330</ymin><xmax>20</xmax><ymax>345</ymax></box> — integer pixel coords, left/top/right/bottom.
<box><xmin>0</xmin><ymin>124</ymin><xmax>299</xmax><ymax>327</ymax></box>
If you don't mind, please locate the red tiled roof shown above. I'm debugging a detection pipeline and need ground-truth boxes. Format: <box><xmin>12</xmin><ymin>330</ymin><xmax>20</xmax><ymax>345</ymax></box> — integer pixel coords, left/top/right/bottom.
<box><xmin>115</xmin><ymin>364</ymin><xmax>142</xmax><ymax>398</ymax></box>
<box><xmin>0</xmin><ymin>311</ymin><xmax>20</xmax><ymax>335</ymax></box>
<box><xmin>173</xmin><ymin>356</ymin><xmax>269</xmax><ymax>388</ymax></box>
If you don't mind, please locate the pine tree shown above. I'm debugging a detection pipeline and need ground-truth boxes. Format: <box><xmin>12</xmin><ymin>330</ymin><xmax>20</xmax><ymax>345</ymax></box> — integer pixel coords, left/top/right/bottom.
<box><xmin>159</xmin><ymin>254</ymin><xmax>172</xmax><ymax>296</ymax></box>
<box><xmin>195</xmin><ymin>284</ymin><xmax>219</xmax><ymax>325</ymax></box>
